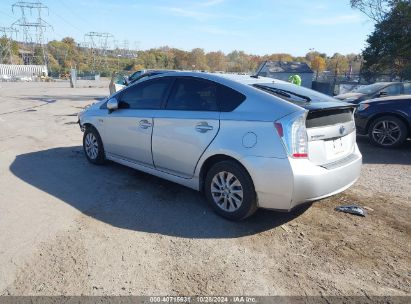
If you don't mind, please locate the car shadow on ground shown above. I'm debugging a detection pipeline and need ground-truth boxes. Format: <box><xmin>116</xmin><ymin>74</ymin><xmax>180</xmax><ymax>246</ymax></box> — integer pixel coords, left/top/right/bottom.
<box><xmin>357</xmin><ymin>135</ymin><xmax>411</xmax><ymax>165</ymax></box>
<box><xmin>9</xmin><ymin>146</ymin><xmax>309</xmax><ymax>239</ymax></box>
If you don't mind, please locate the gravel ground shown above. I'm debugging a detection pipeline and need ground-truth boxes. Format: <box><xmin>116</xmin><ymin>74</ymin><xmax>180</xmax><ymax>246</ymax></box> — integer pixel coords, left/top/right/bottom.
<box><xmin>0</xmin><ymin>81</ymin><xmax>410</xmax><ymax>296</ymax></box>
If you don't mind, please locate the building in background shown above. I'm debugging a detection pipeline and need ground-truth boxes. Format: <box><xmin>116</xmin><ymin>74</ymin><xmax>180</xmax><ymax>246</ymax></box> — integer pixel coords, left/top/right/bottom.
<box><xmin>255</xmin><ymin>61</ymin><xmax>314</xmax><ymax>88</ymax></box>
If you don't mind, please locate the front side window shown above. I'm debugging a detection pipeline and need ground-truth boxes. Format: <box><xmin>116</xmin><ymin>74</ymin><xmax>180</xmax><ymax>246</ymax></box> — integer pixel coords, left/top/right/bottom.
<box><xmin>119</xmin><ymin>78</ymin><xmax>172</xmax><ymax>110</ymax></box>
<box><xmin>382</xmin><ymin>84</ymin><xmax>402</xmax><ymax>96</ymax></box>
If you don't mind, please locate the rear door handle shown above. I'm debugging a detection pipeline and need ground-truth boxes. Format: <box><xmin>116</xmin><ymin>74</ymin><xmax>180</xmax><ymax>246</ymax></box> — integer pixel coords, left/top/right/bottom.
<box><xmin>195</xmin><ymin>122</ymin><xmax>213</xmax><ymax>133</ymax></box>
<box><xmin>139</xmin><ymin>119</ymin><xmax>152</xmax><ymax>129</ymax></box>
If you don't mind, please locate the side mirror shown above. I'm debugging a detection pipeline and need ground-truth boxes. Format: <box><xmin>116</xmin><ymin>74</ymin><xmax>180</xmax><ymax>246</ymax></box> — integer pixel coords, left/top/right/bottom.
<box><xmin>107</xmin><ymin>98</ymin><xmax>119</xmax><ymax>111</ymax></box>
<box><xmin>379</xmin><ymin>91</ymin><xmax>388</xmax><ymax>97</ymax></box>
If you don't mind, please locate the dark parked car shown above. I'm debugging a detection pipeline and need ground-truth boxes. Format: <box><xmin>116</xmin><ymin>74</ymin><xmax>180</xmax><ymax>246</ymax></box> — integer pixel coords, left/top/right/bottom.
<box><xmin>355</xmin><ymin>95</ymin><xmax>411</xmax><ymax>148</ymax></box>
<box><xmin>127</xmin><ymin>69</ymin><xmax>176</xmax><ymax>85</ymax></box>
<box><xmin>335</xmin><ymin>82</ymin><xmax>411</xmax><ymax>104</ymax></box>
<box><xmin>109</xmin><ymin>70</ymin><xmax>175</xmax><ymax>94</ymax></box>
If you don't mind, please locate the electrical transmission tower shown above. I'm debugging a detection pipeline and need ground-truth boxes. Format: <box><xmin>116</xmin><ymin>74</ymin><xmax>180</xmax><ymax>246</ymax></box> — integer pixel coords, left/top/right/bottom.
<box><xmin>0</xmin><ymin>27</ymin><xmax>18</xmax><ymax>64</ymax></box>
<box><xmin>120</xmin><ymin>40</ymin><xmax>129</xmax><ymax>57</ymax></box>
<box><xmin>84</xmin><ymin>32</ymin><xmax>113</xmax><ymax>73</ymax></box>
<box><xmin>11</xmin><ymin>1</ymin><xmax>52</xmax><ymax>65</ymax></box>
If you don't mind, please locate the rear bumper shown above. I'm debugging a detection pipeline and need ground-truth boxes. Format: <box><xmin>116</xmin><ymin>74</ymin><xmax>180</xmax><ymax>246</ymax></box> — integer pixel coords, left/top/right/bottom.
<box><xmin>288</xmin><ymin>145</ymin><xmax>362</xmax><ymax>209</ymax></box>
<box><xmin>242</xmin><ymin>145</ymin><xmax>362</xmax><ymax>211</ymax></box>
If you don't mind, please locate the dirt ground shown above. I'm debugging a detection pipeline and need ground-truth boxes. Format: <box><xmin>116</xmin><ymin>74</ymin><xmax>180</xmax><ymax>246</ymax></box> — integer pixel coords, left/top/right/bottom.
<box><xmin>0</xmin><ymin>81</ymin><xmax>410</xmax><ymax>296</ymax></box>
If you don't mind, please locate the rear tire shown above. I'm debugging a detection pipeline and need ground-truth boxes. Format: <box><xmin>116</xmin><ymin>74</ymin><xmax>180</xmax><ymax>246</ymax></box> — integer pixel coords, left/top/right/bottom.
<box><xmin>83</xmin><ymin>126</ymin><xmax>106</xmax><ymax>164</ymax></box>
<box><xmin>368</xmin><ymin>116</ymin><xmax>407</xmax><ymax>148</ymax></box>
<box><xmin>204</xmin><ymin>160</ymin><xmax>257</xmax><ymax>221</ymax></box>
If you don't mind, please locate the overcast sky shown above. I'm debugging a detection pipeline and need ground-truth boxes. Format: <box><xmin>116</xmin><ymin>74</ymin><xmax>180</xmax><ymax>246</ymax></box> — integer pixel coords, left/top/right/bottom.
<box><xmin>0</xmin><ymin>0</ymin><xmax>375</xmax><ymax>56</ymax></box>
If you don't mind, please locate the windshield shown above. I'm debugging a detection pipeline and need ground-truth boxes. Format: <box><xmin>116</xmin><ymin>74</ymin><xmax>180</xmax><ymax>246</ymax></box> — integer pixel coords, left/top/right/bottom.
<box><xmin>128</xmin><ymin>70</ymin><xmax>146</xmax><ymax>81</ymax></box>
<box><xmin>253</xmin><ymin>83</ymin><xmax>339</xmax><ymax>103</ymax></box>
<box><xmin>352</xmin><ymin>83</ymin><xmax>387</xmax><ymax>94</ymax></box>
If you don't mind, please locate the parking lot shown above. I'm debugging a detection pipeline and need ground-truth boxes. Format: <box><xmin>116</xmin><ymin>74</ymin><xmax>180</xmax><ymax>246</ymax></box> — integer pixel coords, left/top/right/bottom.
<box><xmin>0</xmin><ymin>81</ymin><xmax>410</xmax><ymax>296</ymax></box>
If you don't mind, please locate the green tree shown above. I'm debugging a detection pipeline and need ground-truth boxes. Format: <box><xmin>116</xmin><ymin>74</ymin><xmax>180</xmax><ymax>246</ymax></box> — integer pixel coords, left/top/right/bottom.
<box><xmin>361</xmin><ymin>0</ymin><xmax>411</xmax><ymax>80</ymax></box>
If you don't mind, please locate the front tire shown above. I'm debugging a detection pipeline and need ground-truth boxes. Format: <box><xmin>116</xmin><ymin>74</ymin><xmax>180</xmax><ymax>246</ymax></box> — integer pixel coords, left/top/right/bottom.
<box><xmin>368</xmin><ymin>116</ymin><xmax>407</xmax><ymax>148</ymax></box>
<box><xmin>204</xmin><ymin>160</ymin><xmax>257</xmax><ymax>221</ymax></box>
<box><xmin>83</xmin><ymin>126</ymin><xmax>106</xmax><ymax>164</ymax></box>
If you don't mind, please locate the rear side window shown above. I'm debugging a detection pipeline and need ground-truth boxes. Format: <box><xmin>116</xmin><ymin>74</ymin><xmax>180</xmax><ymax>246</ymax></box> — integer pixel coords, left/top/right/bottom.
<box><xmin>119</xmin><ymin>78</ymin><xmax>172</xmax><ymax>110</ymax></box>
<box><xmin>165</xmin><ymin>77</ymin><xmax>245</xmax><ymax>112</ymax></box>
<box><xmin>217</xmin><ymin>84</ymin><xmax>246</xmax><ymax>112</ymax></box>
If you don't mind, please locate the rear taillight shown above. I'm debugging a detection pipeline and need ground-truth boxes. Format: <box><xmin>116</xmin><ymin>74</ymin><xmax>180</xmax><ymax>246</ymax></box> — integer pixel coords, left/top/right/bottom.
<box><xmin>275</xmin><ymin>111</ymin><xmax>309</xmax><ymax>159</ymax></box>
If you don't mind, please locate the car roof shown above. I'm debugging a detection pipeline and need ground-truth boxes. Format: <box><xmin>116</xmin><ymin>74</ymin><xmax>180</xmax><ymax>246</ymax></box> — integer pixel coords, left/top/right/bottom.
<box><xmin>370</xmin><ymin>82</ymin><xmax>402</xmax><ymax>86</ymax></box>
<box><xmin>149</xmin><ymin>71</ymin><xmax>289</xmax><ymax>87</ymax></box>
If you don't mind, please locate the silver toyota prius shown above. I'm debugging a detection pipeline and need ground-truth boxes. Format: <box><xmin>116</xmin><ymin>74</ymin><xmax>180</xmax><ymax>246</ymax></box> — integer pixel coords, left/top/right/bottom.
<box><xmin>78</xmin><ymin>72</ymin><xmax>362</xmax><ymax>220</ymax></box>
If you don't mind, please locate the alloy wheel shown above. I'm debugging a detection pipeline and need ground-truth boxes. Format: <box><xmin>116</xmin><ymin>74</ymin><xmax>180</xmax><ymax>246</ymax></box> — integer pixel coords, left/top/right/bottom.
<box><xmin>371</xmin><ymin>120</ymin><xmax>401</xmax><ymax>146</ymax></box>
<box><xmin>85</xmin><ymin>132</ymin><xmax>99</xmax><ymax>160</ymax></box>
<box><xmin>211</xmin><ymin>171</ymin><xmax>243</xmax><ymax>212</ymax></box>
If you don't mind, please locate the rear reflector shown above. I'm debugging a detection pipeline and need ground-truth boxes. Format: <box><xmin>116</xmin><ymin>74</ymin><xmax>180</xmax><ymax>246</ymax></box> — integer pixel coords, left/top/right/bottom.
<box><xmin>274</xmin><ymin>122</ymin><xmax>283</xmax><ymax>137</ymax></box>
<box><xmin>292</xmin><ymin>153</ymin><xmax>308</xmax><ymax>158</ymax></box>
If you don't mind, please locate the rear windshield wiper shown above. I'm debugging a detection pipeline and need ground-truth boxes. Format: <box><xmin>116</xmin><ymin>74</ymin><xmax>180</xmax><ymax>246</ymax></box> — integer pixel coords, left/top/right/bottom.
<box><xmin>253</xmin><ymin>84</ymin><xmax>311</xmax><ymax>102</ymax></box>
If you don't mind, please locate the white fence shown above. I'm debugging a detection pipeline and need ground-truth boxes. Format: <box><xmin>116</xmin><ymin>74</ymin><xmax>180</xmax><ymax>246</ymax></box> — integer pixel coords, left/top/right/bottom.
<box><xmin>0</xmin><ymin>64</ymin><xmax>48</xmax><ymax>80</ymax></box>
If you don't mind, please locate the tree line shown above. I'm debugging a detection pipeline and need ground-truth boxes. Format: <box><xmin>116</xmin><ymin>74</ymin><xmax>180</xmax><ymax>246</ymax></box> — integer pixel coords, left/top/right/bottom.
<box><xmin>1</xmin><ymin>36</ymin><xmax>362</xmax><ymax>77</ymax></box>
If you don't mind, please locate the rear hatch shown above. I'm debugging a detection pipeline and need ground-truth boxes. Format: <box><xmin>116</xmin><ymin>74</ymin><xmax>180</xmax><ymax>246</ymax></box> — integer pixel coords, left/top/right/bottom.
<box><xmin>252</xmin><ymin>83</ymin><xmax>357</xmax><ymax>166</ymax></box>
<box><xmin>304</xmin><ymin>104</ymin><xmax>356</xmax><ymax>166</ymax></box>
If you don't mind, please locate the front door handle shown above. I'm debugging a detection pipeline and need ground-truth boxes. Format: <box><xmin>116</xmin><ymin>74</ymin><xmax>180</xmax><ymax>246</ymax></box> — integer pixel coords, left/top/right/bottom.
<box><xmin>139</xmin><ymin>119</ymin><xmax>152</xmax><ymax>129</ymax></box>
<box><xmin>195</xmin><ymin>122</ymin><xmax>213</xmax><ymax>133</ymax></box>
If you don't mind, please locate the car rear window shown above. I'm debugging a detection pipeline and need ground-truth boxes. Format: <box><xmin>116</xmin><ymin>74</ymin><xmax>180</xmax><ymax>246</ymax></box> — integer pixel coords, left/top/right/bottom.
<box><xmin>253</xmin><ymin>83</ymin><xmax>339</xmax><ymax>103</ymax></box>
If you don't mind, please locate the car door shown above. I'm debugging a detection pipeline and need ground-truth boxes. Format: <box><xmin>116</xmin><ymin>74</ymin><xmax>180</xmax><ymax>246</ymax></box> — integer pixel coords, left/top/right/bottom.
<box><xmin>102</xmin><ymin>77</ymin><xmax>172</xmax><ymax>166</ymax></box>
<box><xmin>152</xmin><ymin>77</ymin><xmax>220</xmax><ymax>178</ymax></box>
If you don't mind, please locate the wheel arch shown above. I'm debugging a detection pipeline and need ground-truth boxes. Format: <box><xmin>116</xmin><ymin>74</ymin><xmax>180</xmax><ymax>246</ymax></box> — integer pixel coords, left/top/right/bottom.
<box><xmin>366</xmin><ymin>112</ymin><xmax>410</xmax><ymax>136</ymax></box>
<box><xmin>82</xmin><ymin>122</ymin><xmax>96</xmax><ymax>130</ymax></box>
<box><xmin>198</xmin><ymin>154</ymin><xmax>255</xmax><ymax>193</ymax></box>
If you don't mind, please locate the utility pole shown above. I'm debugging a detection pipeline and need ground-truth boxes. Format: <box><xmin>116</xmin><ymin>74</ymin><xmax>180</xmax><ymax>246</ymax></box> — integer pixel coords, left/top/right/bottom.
<box><xmin>84</xmin><ymin>32</ymin><xmax>113</xmax><ymax>74</ymax></box>
<box><xmin>11</xmin><ymin>1</ymin><xmax>52</xmax><ymax>66</ymax></box>
<box><xmin>0</xmin><ymin>27</ymin><xmax>18</xmax><ymax>64</ymax></box>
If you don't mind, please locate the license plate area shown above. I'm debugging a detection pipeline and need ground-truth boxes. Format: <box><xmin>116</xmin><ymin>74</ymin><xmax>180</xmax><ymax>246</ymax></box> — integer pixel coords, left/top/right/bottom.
<box><xmin>332</xmin><ymin>138</ymin><xmax>344</xmax><ymax>155</ymax></box>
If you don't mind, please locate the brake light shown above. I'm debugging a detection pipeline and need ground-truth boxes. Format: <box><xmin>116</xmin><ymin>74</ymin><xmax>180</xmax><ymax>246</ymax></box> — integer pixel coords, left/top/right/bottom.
<box><xmin>275</xmin><ymin>112</ymin><xmax>309</xmax><ymax>159</ymax></box>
